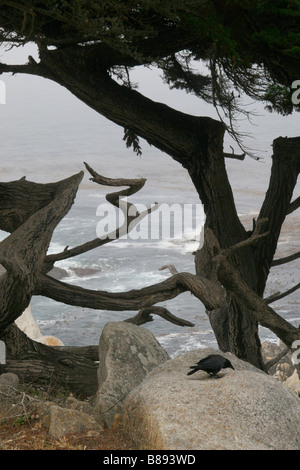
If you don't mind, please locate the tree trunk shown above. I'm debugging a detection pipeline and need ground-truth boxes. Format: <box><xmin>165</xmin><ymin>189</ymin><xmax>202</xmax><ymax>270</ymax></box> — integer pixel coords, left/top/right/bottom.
<box><xmin>185</xmin><ymin>122</ymin><xmax>264</xmax><ymax>369</ymax></box>
<box><xmin>2</xmin><ymin>324</ymin><xmax>98</xmax><ymax>398</ymax></box>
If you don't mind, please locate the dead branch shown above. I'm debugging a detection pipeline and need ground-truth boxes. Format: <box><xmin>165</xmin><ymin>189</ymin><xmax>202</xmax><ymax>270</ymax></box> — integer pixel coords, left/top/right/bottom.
<box><xmin>220</xmin><ymin>218</ymin><xmax>270</xmax><ymax>258</ymax></box>
<box><xmin>44</xmin><ymin>162</ymin><xmax>158</xmax><ymax>266</ymax></box>
<box><xmin>0</xmin><ymin>172</ymin><xmax>83</xmax><ymax>333</ymax></box>
<box><xmin>287</xmin><ymin>195</ymin><xmax>300</xmax><ymax>215</ymax></box>
<box><xmin>207</xmin><ymin>227</ymin><xmax>300</xmax><ymax>347</ymax></box>
<box><xmin>2</xmin><ymin>324</ymin><xmax>98</xmax><ymax>397</ymax></box>
<box><xmin>159</xmin><ymin>264</ymin><xmax>179</xmax><ymax>275</ymax></box>
<box><xmin>223</xmin><ymin>151</ymin><xmax>246</xmax><ymax>161</ymax></box>
<box><xmin>124</xmin><ymin>306</ymin><xmax>195</xmax><ymax>327</ymax></box>
<box><xmin>36</xmin><ymin>270</ymin><xmax>224</xmax><ymax>314</ymax></box>
<box><xmin>264</xmin><ymin>282</ymin><xmax>300</xmax><ymax>304</ymax></box>
<box><xmin>272</xmin><ymin>251</ymin><xmax>300</xmax><ymax>267</ymax></box>
<box><xmin>0</xmin><ymin>174</ymin><xmax>82</xmax><ymax>233</ymax></box>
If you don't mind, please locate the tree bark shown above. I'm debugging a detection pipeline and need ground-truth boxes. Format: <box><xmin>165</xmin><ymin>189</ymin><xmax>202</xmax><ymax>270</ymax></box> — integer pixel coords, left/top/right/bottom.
<box><xmin>0</xmin><ymin>172</ymin><xmax>83</xmax><ymax>333</ymax></box>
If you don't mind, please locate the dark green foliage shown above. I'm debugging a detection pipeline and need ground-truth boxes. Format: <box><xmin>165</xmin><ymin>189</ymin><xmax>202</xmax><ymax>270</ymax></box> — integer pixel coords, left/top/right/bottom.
<box><xmin>123</xmin><ymin>128</ymin><xmax>142</xmax><ymax>156</ymax></box>
<box><xmin>264</xmin><ymin>84</ymin><xmax>295</xmax><ymax>115</ymax></box>
<box><xmin>0</xmin><ymin>0</ymin><xmax>299</xmax><ymax>118</ymax></box>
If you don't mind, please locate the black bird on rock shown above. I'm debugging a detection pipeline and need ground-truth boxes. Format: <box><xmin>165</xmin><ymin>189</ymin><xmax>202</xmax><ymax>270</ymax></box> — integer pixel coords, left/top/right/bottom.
<box><xmin>187</xmin><ymin>354</ymin><xmax>235</xmax><ymax>378</ymax></box>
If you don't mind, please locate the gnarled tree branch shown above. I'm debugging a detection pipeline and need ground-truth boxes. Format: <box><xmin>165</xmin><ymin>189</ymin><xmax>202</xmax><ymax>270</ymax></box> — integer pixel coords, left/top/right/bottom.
<box><xmin>44</xmin><ymin>162</ymin><xmax>158</xmax><ymax>267</ymax></box>
<box><xmin>35</xmin><ymin>270</ymin><xmax>224</xmax><ymax>314</ymax></box>
<box><xmin>125</xmin><ymin>306</ymin><xmax>195</xmax><ymax>327</ymax></box>
<box><xmin>207</xmin><ymin>228</ymin><xmax>300</xmax><ymax>347</ymax></box>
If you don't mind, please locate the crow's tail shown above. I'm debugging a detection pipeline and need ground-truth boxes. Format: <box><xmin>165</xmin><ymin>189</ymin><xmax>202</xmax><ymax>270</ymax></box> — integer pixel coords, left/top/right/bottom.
<box><xmin>187</xmin><ymin>366</ymin><xmax>199</xmax><ymax>376</ymax></box>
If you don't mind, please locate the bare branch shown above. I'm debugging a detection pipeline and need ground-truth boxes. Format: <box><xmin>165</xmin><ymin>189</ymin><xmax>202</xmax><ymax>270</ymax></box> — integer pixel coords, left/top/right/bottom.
<box><xmin>36</xmin><ymin>270</ymin><xmax>224</xmax><ymax>314</ymax></box>
<box><xmin>0</xmin><ymin>60</ymin><xmax>45</xmax><ymax>78</ymax></box>
<box><xmin>221</xmin><ymin>218</ymin><xmax>269</xmax><ymax>258</ymax></box>
<box><xmin>223</xmin><ymin>151</ymin><xmax>246</xmax><ymax>161</ymax></box>
<box><xmin>0</xmin><ymin>172</ymin><xmax>83</xmax><ymax>332</ymax></box>
<box><xmin>215</xmin><ymin>256</ymin><xmax>299</xmax><ymax>347</ymax></box>
<box><xmin>159</xmin><ymin>264</ymin><xmax>179</xmax><ymax>275</ymax></box>
<box><xmin>264</xmin><ymin>282</ymin><xmax>300</xmax><ymax>304</ymax></box>
<box><xmin>265</xmin><ymin>346</ymin><xmax>290</xmax><ymax>372</ymax></box>
<box><xmin>204</xmin><ymin>228</ymin><xmax>299</xmax><ymax>347</ymax></box>
<box><xmin>0</xmin><ymin>175</ymin><xmax>82</xmax><ymax>233</ymax></box>
<box><xmin>287</xmin><ymin>195</ymin><xmax>300</xmax><ymax>215</ymax></box>
<box><xmin>45</xmin><ymin>163</ymin><xmax>158</xmax><ymax>266</ymax></box>
<box><xmin>124</xmin><ymin>306</ymin><xmax>195</xmax><ymax>327</ymax></box>
<box><xmin>272</xmin><ymin>251</ymin><xmax>300</xmax><ymax>267</ymax></box>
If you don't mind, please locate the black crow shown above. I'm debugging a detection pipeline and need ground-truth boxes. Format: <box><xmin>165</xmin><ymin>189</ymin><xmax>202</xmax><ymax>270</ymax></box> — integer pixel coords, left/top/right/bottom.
<box><xmin>187</xmin><ymin>354</ymin><xmax>235</xmax><ymax>377</ymax></box>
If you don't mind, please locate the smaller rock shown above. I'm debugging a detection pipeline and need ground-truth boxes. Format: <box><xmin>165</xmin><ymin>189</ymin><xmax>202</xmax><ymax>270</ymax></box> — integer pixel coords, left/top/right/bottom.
<box><xmin>261</xmin><ymin>340</ymin><xmax>295</xmax><ymax>382</ymax></box>
<box><xmin>48</xmin><ymin>404</ymin><xmax>103</xmax><ymax>440</ymax></box>
<box><xmin>0</xmin><ymin>373</ymin><xmax>19</xmax><ymax>389</ymax></box>
<box><xmin>95</xmin><ymin>322</ymin><xmax>170</xmax><ymax>427</ymax></box>
<box><xmin>284</xmin><ymin>370</ymin><xmax>300</xmax><ymax>395</ymax></box>
<box><xmin>15</xmin><ymin>305</ymin><xmax>43</xmax><ymax>341</ymax></box>
<box><xmin>49</xmin><ymin>266</ymin><xmax>70</xmax><ymax>280</ymax></box>
<box><xmin>64</xmin><ymin>395</ymin><xmax>99</xmax><ymax>421</ymax></box>
<box><xmin>34</xmin><ymin>400</ymin><xmax>54</xmax><ymax>425</ymax></box>
<box><xmin>72</xmin><ymin>267</ymin><xmax>101</xmax><ymax>277</ymax></box>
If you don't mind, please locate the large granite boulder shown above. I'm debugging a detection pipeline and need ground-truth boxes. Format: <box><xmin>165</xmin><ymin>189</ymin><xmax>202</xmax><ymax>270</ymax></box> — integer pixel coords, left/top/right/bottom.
<box><xmin>95</xmin><ymin>322</ymin><xmax>170</xmax><ymax>427</ymax></box>
<box><xmin>123</xmin><ymin>348</ymin><xmax>300</xmax><ymax>450</ymax></box>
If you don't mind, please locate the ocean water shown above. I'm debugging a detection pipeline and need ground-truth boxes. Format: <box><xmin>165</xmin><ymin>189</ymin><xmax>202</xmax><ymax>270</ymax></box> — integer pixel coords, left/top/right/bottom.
<box><xmin>0</xmin><ymin>45</ymin><xmax>299</xmax><ymax>356</ymax></box>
